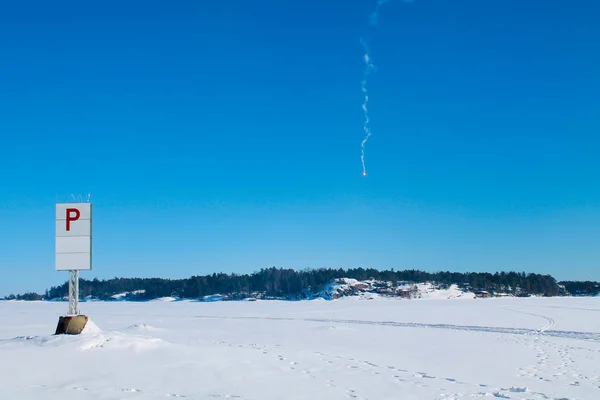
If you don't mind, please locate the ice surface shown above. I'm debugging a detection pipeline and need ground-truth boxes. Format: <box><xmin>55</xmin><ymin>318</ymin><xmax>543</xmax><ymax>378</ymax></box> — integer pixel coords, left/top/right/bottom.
<box><xmin>1</xmin><ymin>296</ymin><xmax>600</xmax><ymax>399</ymax></box>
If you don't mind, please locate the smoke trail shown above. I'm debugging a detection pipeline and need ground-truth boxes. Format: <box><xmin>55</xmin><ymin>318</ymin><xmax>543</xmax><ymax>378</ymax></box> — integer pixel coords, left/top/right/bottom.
<box><xmin>372</xmin><ymin>0</ymin><xmax>413</xmax><ymax>25</ymax></box>
<box><xmin>360</xmin><ymin>37</ymin><xmax>376</xmax><ymax>177</ymax></box>
<box><xmin>360</xmin><ymin>0</ymin><xmax>412</xmax><ymax>176</ymax></box>
<box><xmin>369</xmin><ymin>0</ymin><xmax>392</xmax><ymax>27</ymax></box>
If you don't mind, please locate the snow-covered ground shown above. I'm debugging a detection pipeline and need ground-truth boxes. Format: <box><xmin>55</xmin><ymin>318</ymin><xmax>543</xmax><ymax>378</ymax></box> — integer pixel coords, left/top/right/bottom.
<box><xmin>1</xmin><ymin>296</ymin><xmax>599</xmax><ymax>399</ymax></box>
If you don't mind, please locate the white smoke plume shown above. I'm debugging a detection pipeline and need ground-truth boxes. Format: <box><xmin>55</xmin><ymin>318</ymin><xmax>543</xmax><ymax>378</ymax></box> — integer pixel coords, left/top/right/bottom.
<box><xmin>369</xmin><ymin>0</ymin><xmax>391</xmax><ymax>26</ymax></box>
<box><xmin>360</xmin><ymin>37</ymin><xmax>376</xmax><ymax>177</ymax></box>
<box><xmin>360</xmin><ymin>0</ymin><xmax>412</xmax><ymax>176</ymax></box>
<box><xmin>371</xmin><ymin>0</ymin><xmax>413</xmax><ymax>25</ymax></box>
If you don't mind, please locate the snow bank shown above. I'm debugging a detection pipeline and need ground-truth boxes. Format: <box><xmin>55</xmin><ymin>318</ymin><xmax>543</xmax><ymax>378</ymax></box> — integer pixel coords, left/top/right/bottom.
<box><xmin>202</xmin><ymin>294</ymin><xmax>224</xmax><ymax>302</ymax></box>
<box><xmin>149</xmin><ymin>297</ymin><xmax>178</xmax><ymax>302</ymax></box>
<box><xmin>110</xmin><ymin>290</ymin><xmax>145</xmax><ymax>300</ymax></box>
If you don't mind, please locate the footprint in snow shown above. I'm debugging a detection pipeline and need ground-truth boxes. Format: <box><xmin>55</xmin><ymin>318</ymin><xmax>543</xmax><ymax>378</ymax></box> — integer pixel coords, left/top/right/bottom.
<box><xmin>504</xmin><ymin>387</ymin><xmax>528</xmax><ymax>393</ymax></box>
<box><xmin>414</xmin><ymin>372</ymin><xmax>433</xmax><ymax>379</ymax></box>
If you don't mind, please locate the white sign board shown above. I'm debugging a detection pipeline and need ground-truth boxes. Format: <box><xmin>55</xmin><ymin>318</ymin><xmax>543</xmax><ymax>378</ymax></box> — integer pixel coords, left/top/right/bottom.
<box><xmin>55</xmin><ymin>203</ymin><xmax>92</xmax><ymax>271</ymax></box>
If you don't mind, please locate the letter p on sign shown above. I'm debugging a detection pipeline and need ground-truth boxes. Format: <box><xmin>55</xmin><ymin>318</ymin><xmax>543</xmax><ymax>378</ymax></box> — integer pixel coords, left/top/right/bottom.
<box><xmin>66</xmin><ymin>208</ymin><xmax>80</xmax><ymax>231</ymax></box>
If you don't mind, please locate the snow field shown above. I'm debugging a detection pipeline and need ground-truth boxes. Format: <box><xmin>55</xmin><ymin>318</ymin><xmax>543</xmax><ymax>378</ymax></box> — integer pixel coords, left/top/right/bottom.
<box><xmin>0</xmin><ymin>296</ymin><xmax>599</xmax><ymax>399</ymax></box>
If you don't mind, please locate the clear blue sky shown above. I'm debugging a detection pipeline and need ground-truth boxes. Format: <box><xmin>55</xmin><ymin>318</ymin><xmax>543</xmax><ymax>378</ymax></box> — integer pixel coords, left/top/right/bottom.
<box><xmin>1</xmin><ymin>0</ymin><xmax>599</xmax><ymax>296</ymax></box>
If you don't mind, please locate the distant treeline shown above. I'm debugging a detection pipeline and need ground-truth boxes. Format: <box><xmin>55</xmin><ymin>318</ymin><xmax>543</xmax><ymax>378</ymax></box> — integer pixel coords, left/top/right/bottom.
<box><xmin>4</xmin><ymin>267</ymin><xmax>597</xmax><ymax>301</ymax></box>
<box><xmin>559</xmin><ymin>281</ymin><xmax>600</xmax><ymax>297</ymax></box>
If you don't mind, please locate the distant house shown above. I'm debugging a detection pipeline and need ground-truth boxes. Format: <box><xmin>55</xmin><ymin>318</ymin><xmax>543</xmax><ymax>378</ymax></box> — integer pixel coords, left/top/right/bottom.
<box><xmin>475</xmin><ymin>290</ymin><xmax>491</xmax><ymax>298</ymax></box>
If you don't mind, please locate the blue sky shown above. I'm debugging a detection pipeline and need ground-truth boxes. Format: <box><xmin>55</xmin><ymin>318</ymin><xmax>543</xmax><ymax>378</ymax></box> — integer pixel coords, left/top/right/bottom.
<box><xmin>1</xmin><ymin>0</ymin><xmax>599</xmax><ymax>296</ymax></box>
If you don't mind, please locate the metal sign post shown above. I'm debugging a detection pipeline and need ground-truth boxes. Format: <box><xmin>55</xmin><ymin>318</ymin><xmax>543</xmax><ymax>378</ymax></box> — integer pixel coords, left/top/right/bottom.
<box><xmin>68</xmin><ymin>270</ymin><xmax>80</xmax><ymax>315</ymax></box>
<box><xmin>55</xmin><ymin>202</ymin><xmax>92</xmax><ymax>334</ymax></box>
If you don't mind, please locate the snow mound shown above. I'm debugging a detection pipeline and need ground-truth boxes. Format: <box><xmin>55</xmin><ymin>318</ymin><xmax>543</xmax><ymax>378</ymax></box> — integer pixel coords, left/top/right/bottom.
<box><xmin>81</xmin><ymin>318</ymin><xmax>102</xmax><ymax>335</ymax></box>
<box><xmin>124</xmin><ymin>323</ymin><xmax>161</xmax><ymax>333</ymax></box>
<box><xmin>0</xmin><ymin>321</ymin><xmax>165</xmax><ymax>352</ymax></box>
<box><xmin>77</xmin><ymin>332</ymin><xmax>165</xmax><ymax>351</ymax></box>
<box><xmin>77</xmin><ymin>321</ymin><xmax>166</xmax><ymax>351</ymax></box>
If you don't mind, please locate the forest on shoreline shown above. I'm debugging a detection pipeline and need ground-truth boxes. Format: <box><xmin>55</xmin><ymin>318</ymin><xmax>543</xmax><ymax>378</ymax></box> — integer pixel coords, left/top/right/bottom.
<box><xmin>5</xmin><ymin>267</ymin><xmax>599</xmax><ymax>301</ymax></box>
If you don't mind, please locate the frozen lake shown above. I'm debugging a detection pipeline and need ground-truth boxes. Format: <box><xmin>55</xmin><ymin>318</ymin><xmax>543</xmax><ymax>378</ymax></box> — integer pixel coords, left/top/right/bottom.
<box><xmin>1</xmin><ymin>296</ymin><xmax>599</xmax><ymax>399</ymax></box>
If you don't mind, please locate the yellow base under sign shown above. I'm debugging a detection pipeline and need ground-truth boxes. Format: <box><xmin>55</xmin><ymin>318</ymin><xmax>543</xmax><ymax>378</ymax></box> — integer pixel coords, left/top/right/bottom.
<box><xmin>55</xmin><ymin>315</ymin><xmax>89</xmax><ymax>335</ymax></box>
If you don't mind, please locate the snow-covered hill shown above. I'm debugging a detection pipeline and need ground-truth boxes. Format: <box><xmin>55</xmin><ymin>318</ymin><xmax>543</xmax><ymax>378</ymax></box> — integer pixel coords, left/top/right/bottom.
<box><xmin>317</xmin><ymin>278</ymin><xmax>476</xmax><ymax>300</ymax></box>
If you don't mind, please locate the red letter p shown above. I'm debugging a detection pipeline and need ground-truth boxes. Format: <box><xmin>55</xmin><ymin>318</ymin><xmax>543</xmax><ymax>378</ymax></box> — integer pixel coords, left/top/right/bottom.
<box><xmin>66</xmin><ymin>208</ymin><xmax>80</xmax><ymax>231</ymax></box>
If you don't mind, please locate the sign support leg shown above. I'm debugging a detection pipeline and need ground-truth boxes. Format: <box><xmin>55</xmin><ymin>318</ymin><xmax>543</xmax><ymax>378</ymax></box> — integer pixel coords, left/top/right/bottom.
<box><xmin>68</xmin><ymin>270</ymin><xmax>79</xmax><ymax>315</ymax></box>
<box><xmin>56</xmin><ymin>269</ymin><xmax>86</xmax><ymax>334</ymax></box>
<box><xmin>75</xmin><ymin>270</ymin><xmax>79</xmax><ymax>315</ymax></box>
<box><xmin>68</xmin><ymin>270</ymin><xmax>73</xmax><ymax>315</ymax></box>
